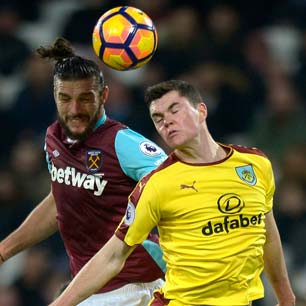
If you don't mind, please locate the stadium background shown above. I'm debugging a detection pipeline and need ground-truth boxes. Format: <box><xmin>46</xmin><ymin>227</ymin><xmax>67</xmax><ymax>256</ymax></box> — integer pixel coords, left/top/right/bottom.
<box><xmin>0</xmin><ymin>0</ymin><xmax>305</xmax><ymax>305</ymax></box>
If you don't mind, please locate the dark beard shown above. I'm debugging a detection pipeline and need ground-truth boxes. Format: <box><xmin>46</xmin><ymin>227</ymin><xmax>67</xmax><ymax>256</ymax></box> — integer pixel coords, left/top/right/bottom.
<box><xmin>58</xmin><ymin>112</ymin><xmax>101</xmax><ymax>142</ymax></box>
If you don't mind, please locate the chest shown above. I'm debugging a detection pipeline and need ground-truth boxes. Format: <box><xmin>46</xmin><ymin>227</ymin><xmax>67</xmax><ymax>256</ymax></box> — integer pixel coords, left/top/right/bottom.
<box><xmin>158</xmin><ymin>164</ymin><xmax>267</xmax><ymax>221</ymax></box>
<box><xmin>45</xmin><ymin>134</ymin><xmax>131</xmax><ymax>199</ymax></box>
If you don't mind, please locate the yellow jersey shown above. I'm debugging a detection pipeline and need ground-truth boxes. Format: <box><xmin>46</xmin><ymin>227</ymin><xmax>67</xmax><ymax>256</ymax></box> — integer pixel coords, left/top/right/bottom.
<box><xmin>116</xmin><ymin>144</ymin><xmax>274</xmax><ymax>305</ymax></box>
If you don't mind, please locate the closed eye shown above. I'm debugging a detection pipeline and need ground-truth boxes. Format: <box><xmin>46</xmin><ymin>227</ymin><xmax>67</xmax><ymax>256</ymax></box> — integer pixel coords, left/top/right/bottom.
<box><xmin>169</xmin><ymin>103</ymin><xmax>180</xmax><ymax>114</ymax></box>
<box><xmin>79</xmin><ymin>94</ymin><xmax>95</xmax><ymax>104</ymax></box>
<box><xmin>154</xmin><ymin>118</ymin><xmax>164</xmax><ymax>124</ymax></box>
<box><xmin>58</xmin><ymin>94</ymin><xmax>70</xmax><ymax>103</ymax></box>
<box><xmin>152</xmin><ymin>114</ymin><xmax>163</xmax><ymax>124</ymax></box>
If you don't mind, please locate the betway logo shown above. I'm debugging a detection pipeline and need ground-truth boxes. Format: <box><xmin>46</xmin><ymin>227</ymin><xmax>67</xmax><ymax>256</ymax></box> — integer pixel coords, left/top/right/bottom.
<box><xmin>202</xmin><ymin>213</ymin><xmax>263</xmax><ymax>236</ymax></box>
<box><xmin>50</xmin><ymin>164</ymin><xmax>107</xmax><ymax>196</ymax></box>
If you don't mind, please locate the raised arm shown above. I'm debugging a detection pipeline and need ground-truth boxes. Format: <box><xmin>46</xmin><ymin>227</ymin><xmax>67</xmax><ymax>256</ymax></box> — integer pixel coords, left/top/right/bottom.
<box><xmin>0</xmin><ymin>190</ymin><xmax>58</xmax><ymax>264</ymax></box>
<box><xmin>49</xmin><ymin>234</ymin><xmax>136</xmax><ymax>306</ymax></box>
<box><xmin>263</xmin><ymin>211</ymin><xmax>295</xmax><ymax>306</ymax></box>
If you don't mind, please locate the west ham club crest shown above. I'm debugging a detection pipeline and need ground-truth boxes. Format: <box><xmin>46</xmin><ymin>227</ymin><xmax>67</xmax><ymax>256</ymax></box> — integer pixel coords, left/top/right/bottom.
<box><xmin>86</xmin><ymin>149</ymin><xmax>103</xmax><ymax>173</ymax></box>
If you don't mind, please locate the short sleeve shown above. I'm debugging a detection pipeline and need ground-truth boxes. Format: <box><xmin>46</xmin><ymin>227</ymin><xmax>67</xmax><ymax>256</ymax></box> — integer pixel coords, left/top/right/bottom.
<box><xmin>115</xmin><ymin>128</ymin><xmax>167</xmax><ymax>181</ymax></box>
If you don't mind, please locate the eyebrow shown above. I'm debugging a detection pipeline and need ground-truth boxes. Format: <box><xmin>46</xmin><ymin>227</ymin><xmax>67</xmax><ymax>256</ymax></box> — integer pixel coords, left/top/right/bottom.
<box><xmin>151</xmin><ymin>102</ymin><xmax>180</xmax><ymax>117</ymax></box>
<box><xmin>58</xmin><ymin>91</ymin><xmax>94</xmax><ymax>98</ymax></box>
<box><xmin>79</xmin><ymin>92</ymin><xmax>95</xmax><ymax>97</ymax></box>
<box><xmin>58</xmin><ymin>92</ymin><xmax>70</xmax><ymax>98</ymax></box>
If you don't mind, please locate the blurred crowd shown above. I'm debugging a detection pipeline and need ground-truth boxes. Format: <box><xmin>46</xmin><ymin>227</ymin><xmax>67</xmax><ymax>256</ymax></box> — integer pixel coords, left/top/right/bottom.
<box><xmin>0</xmin><ymin>0</ymin><xmax>305</xmax><ymax>305</ymax></box>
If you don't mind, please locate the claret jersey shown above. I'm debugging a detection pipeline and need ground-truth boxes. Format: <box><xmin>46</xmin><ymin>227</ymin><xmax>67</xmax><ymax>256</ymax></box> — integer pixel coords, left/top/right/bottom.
<box><xmin>116</xmin><ymin>144</ymin><xmax>275</xmax><ymax>305</ymax></box>
<box><xmin>44</xmin><ymin>113</ymin><xmax>167</xmax><ymax>293</ymax></box>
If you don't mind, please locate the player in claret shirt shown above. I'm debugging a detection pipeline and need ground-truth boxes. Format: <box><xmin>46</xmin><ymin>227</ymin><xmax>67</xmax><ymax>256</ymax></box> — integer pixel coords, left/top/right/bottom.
<box><xmin>0</xmin><ymin>37</ymin><xmax>167</xmax><ymax>306</ymax></box>
<box><xmin>50</xmin><ymin>80</ymin><xmax>295</xmax><ymax>306</ymax></box>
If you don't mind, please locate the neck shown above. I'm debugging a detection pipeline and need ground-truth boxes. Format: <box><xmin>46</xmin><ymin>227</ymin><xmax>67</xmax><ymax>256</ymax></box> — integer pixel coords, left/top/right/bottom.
<box><xmin>174</xmin><ymin>137</ymin><xmax>227</xmax><ymax>164</ymax></box>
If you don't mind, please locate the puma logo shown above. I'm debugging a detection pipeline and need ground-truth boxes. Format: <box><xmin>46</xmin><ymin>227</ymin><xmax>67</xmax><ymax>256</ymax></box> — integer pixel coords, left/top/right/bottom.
<box><xmin>180</xmin><ymin>181</ymin><xmax>198</xmax><ymax>192</ymax></box>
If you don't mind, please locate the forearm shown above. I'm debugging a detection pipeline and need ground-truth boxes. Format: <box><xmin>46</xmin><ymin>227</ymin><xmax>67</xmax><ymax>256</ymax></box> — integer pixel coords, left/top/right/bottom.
<box><xmin>49</xmin><ymin>235</ymin><xmax>133</xmax><ymax>306</ymax></box>
<box><xmin>0</xmin><ymin>191</ymin><xmax>58</xmax><ymax>261</ymax></box>
<box><xmin>51</xmin><ymin>254</ymin><xmax>123</xmax><ymax>306</ymax></box>
<box><xmin>264</xmin><ymin>212</ymin><xmax>295</xmax><ymax>305</ymax></box>
<box><xmin>264</xmin><ymin>239</ymin><xmax>294</xmax><ymax>300</ymax></box>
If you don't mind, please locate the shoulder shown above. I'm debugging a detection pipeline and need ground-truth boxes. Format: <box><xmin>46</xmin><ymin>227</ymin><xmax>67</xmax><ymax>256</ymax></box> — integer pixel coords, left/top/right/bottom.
<box><xmin>129</xmin><ymin>154</ymin><xmax>177</xmax><ymax>202</ymax></box>
<box><xmin>116</xmin><ymin>128</ymin><xmax>165</xmax><ymax>157</ymax></box>
<box><xmin>94</xmin><ymin>117</ymin><xmax>127</xmax><ymax>135</ymax></box>
<box><xmin>85</xmin><ymin>118</ymin><xmax>128</xmax><ymax>148</ymax></box>
<box><xmin>229</xmin><ymin>144</ymin><xmax>268</xmax><ymax>159</ymax></box>
<box><xmin>46</xmin><ymin>121</ymin><xmax>60</xmax><ymax>135</ymax></box>
<box><xmin>140</xmin><ymin>153</ymin><xmax>178</xmax><ymax>182</ymax></box>
<box><xmin>45</xmin><ymin>121</ymin><xmax>64</xmax><ymax>143</ymax></box>
<box><xmin>227</xmin><ymin>143</ymin><xmax>273</xmax><ymax>176</ymax></box>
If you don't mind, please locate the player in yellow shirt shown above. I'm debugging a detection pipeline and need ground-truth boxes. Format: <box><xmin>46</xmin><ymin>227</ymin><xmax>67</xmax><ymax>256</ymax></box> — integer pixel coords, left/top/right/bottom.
<box><xmin>120</xmin><ymin>144</ymin><xmax>273</xmax><ymax>305</ymax></box>
<box><xmin>49</xmin><ymin>80</ymin><xmax>295</xmax><ymax>306</ymax></box>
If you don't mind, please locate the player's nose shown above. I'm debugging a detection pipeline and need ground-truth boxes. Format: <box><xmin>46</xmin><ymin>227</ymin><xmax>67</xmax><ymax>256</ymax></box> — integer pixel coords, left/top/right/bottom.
<box><xmin>69</xmin><ymin>100</ymin><xmax>83</xmax><ymax>114</ymax></box>
<box><xmin>163</xmin><ymin>114</ymin><xmax>173</xmax><ymax>127</ymax></box>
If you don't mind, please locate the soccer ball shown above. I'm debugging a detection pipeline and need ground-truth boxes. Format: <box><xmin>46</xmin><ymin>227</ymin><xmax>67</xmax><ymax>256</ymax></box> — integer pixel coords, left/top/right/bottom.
<box><xmin>92</xmin><ymin>6</ymin><xmax>158</xmax><ymax>71</ymax></box>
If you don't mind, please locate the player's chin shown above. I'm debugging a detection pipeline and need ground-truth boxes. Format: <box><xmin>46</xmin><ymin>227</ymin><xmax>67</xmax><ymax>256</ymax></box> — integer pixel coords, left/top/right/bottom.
<box><xmin>166</xmin><ymin>135</ymin><xmax>182</xmax><ymax>148</ymax></box>
<box><xmin>65</xmin><ymin>116</ymin><xmax>97</xmax><ymax>141</ymax></box>
<box><xmin>68</xmin><ymin>126</ymin><xmax>86</xmax><ymax>135</ymax></box>
<box><xmin>67</xmin><ymin>127</ymin><xmax>88</xmax><ymax>140</ymax></box>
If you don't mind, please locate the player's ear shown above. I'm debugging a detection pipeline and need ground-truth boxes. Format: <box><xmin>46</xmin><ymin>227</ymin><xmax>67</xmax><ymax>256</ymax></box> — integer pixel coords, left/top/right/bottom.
<box><xmin>198</xmin><ymin>102</ymin><xmax>208</xmax><ymax>122</ymax></box>
<box><xmin>100</xmin><ymin>85</ymin><xmax>109</xmax><ymax>105</ymax></box>
<box><xmin>53</xmin><ymin>80</ymin><xmax>59</xmax><ymax>101</ymax></box>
